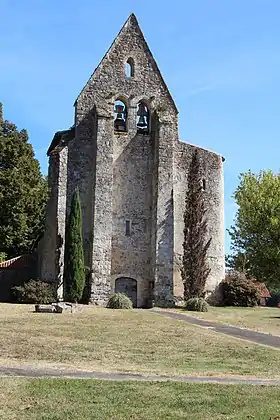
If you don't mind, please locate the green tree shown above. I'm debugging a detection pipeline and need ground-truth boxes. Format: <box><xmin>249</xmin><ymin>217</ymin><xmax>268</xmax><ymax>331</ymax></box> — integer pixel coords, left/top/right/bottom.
<box><xmin>228</xmin><ymin>170</ymin><xmax>280</xmax><ymax>288</ymax></box>
<box><xmin>64</xmin><ymin>188</ymin><xmax>85</xmax><ymax>302</ymax></box>
<box><xmin>181</xmin><ymin>149</ymin><xmax>212</xmax><ymax>300</ymax></box>
<box><xmin>0</xmin><ymin>103</ymin><xmax>48</xmax><ymax>258</ymax></box>
<box><xmin>0</xmin><ymin>252</ymin><xmax>7</xmax><ymax>263</ymax></box>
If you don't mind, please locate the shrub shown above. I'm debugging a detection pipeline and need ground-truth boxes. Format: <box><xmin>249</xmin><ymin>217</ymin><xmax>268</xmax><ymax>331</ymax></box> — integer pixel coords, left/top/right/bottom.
<box><xmin>267</xmin><ymin>288</ymin><xmax>280</xmax><ymax>307</ymax></box>
<box><xmin>220</xmin><ymin>271</ymin><xmax>260</xmax><ymax>307</ymax></box>
<box><xmin>185</xmin><ymin>297</ymin><xmax>209</xmax><ymax>312</ymax></box>
<box><xmin>205</xmin><ymin>286</ymin><xmax>223</xmax><ymax>307</ymax></box>
<box><xmin>12</xmin><ymin>279</ymin><xmax>55</xmax><ymax>304</ymax></box>
<box><xmin>107</xmin><ymin>293</ymin><xmax>133</xmax><ymax>309</ymax></box>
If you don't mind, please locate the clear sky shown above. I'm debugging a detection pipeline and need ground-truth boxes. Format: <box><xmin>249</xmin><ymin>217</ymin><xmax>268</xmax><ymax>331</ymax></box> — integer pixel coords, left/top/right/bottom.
<box><xmin>1</xmin><ymin>0</ymin><xmax>280</xmax><ymax>253</ymax></box>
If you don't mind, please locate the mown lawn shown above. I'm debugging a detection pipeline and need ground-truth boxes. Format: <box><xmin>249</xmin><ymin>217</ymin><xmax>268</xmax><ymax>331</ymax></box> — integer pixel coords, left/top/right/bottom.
<box><xmin>174</xmin><ymin>306</ymin><xmax>280</xmax><ymax>336</ymax></box>
<box><xmin>0</xmin><ymin>378</ymin><xmax>280</xmax><ymax>419</ymax></box>
<box><xmin>1</xmin><ymin>304</ymin><xmax>280</xmax><ymax>379</ymax></box>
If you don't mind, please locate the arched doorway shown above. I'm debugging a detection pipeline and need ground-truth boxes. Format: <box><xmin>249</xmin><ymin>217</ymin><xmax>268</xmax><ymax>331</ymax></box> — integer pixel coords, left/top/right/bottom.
<box><xmin>115</xmin><ymin>277</ymin><xmax>137</xmax><ymax>307</ymax></box>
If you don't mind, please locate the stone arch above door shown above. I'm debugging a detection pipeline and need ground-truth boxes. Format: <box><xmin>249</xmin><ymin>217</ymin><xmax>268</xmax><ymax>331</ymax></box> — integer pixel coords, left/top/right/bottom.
<box><xmin>115</xmin><ymin>277</ymin><xmax>137</xmax><ymax>307</ymax></box>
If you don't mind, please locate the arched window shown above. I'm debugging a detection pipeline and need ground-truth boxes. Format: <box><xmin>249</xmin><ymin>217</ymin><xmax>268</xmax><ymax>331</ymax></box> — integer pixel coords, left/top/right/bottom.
<box><xmin>114</xmin><ymin>99</ymin><xmax>127</xmax><ymax>132</ymax></box>
<box><xmin>126</xmin><ymin>58</ymin><xmax>134</xmax><ymax>78</ymax></box>
<box><xmin>136</xmin><ymin>101</ymin><xmax>150</xmax><ymax>134</ymax></box>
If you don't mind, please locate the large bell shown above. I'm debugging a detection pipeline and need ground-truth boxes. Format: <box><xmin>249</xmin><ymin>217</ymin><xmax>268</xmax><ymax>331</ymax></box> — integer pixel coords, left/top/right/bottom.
<box><xmin>137</xmin><ymin>103</ymin><xmax>149</xmax><ymax>134</ymax></box>
<box><xmin>114</xmin><ymin>104</ymin><xmax>126</xmax><ymax>132</ymax></box>
<box><xmin>137</xmin><ymin>115</ymin><xmax>147</xmax><ymax>128</ymax></box>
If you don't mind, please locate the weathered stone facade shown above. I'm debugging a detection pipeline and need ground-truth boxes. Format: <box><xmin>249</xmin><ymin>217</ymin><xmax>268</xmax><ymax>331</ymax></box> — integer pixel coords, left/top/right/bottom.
<box><xmin>39</xmin><ymin>14</ymin><xmax>225</xmax><ymax>307</ymax></box>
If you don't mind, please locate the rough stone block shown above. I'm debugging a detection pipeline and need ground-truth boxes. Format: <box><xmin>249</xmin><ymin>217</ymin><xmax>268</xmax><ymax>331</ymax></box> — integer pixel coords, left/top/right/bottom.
<box><xmin>53</xmin><ymin>302</ymin><xmax>74</xmax><ymax>313</ymax></box>
<box><xmin>35</xmin><ymin>304</ymin><xmax>55</xmax><ymax>313</ymax></box>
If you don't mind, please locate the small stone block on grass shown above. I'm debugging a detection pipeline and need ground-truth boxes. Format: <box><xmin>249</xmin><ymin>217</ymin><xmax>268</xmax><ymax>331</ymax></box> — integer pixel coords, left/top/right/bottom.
<box><xmin>34</xmin><ymin>302</ymin><xmax>76</xmax><ymax>314</ymax></box>
<box><xmin>53</xmin><ymin>303</ymin><xmax>74</xmax><ymax>313</ymax></box>
<box><xmin>35</xmin><ymin>304</ymin><xmax>56</xmax><ymax>313</ymax></box>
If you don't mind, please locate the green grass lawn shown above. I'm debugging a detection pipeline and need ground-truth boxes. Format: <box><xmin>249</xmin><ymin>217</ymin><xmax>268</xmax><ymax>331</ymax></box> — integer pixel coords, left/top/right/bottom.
<box><xmin>1</xmin><ymin>378</ymin><xmax>280</xmax><ymax>419</ymax></box>
<box><xmin>173</xmin><ymin>306</ymin><xmax>280</xmax><ymax>335</ymax></box>
<box><xmin>1</xmin><ymin>304</ymin><xmax>280</xmax><ymax>379</ymax></box>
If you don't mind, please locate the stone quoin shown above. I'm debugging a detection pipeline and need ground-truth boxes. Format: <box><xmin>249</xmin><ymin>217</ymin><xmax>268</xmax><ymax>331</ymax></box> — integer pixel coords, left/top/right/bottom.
<box><xmin>38</xmin><ymin>14</ymin><xmax>225</xmax><ymax>308</ymax></box>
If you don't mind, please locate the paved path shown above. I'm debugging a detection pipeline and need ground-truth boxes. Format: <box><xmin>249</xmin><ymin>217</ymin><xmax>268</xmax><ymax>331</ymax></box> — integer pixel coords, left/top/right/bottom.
<box><xmin>1</xmin><ymin>364</ymin><xmax>280</xmax><ymax>385</ymax></box>
<box><xmin>150</xmin><ymin>309</ymin><xmax>280</xmax><ymax>349</ymax></box>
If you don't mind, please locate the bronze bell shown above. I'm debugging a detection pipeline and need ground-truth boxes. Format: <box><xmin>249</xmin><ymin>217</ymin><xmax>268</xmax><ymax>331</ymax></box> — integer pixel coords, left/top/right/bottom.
<box><xmin>137</xmin><ymin>103</ymin><xmax>149</xmax><ymax>134</ymax></box>
<box><xmin>137</xmin><ymin>114</ymin><xmax>146</xmax><ymax>128</ymax></box>
<box><xmin>137</xmin><ymin>102</ymin><xmax>147</xmax><ymax>116</ymax></box>
<box><xmin>114</xmin><ymin>104</ymin><xmax>126</xmax><ymax>132</ymax></box>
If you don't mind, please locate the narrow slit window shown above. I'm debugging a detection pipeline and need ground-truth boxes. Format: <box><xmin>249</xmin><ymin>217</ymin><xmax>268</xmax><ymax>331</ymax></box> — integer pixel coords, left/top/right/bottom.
<box><xmin>125</xmin><ymin>220</ymin><xmax>131</xmax><ymax>236</ymax></box>
<box><xmin>202</xmin><ymin>179</ymin><xmax>206</xmax><ymax>191</ymax></box>
<box><xmin>126</xmin><ymin>58</ymin><xmax>134</xmax><ymax>77</ymax></box>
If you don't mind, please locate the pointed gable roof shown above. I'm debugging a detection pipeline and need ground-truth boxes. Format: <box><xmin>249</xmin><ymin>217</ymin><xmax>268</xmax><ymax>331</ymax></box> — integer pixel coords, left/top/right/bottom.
<box><xmin>75</xmin><ymin>13</ymin><xmax>178</xmax><ymax>114</ymax></box>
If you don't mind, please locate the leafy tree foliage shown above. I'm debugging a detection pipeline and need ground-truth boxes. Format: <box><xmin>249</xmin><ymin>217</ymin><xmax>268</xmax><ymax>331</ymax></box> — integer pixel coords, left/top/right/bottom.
<box><xmin>220</xmin><ymin>271</ymin><xmax>260</xmax><ymax>307</ymax></box>
<box><xmin>0</xmin><ymin>252</ymin><xmax>7</xmax><ymax>263</ymax></box>
<box><xmin>64</xmin><ymin>188</ymin><xmax>85</xmax><ymax>302</ymax></box>
<box><xmin>0</xmin><ymin>104</ymin><xmax>48</xmax><ymax>258</ymax></box>
<box><xmin>181</xmin><ymin>149</ymin><xmax>212</xmax><ymax>300</ymax></box>
<box><xmin>228</xmin><ymin>170</ymin><xmax>280</xmax><ymax>287</ymax></box>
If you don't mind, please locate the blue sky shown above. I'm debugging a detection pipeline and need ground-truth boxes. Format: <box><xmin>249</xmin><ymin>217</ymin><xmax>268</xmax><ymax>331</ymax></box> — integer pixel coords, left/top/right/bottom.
<box><xmin>1</xmin><ymin>0</ymin><xmax>280</xmax><ymax>253</ymax></box>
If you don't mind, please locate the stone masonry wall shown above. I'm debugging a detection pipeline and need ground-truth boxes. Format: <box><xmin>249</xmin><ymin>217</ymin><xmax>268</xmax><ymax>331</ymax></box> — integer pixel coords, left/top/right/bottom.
<box><xmin>42</xmin><ymin>14</ymin><xmax>225</xmax><ymax>306</ymax></box>
<box><xmin>152</xmin><ymin>118</ymin><xmax>177</xmax><ymax>307</ymax></box>
<box><xmin>39</xmin><ymin>152</ymin><xmax>58</xmax><ymax>283</ymax></box>
<box><xmin>39</xmin><ymin>146</ymin><xmax>68</xmax><ymax>298</ymax></box>
<box><xmin>75</xmin><ymin>14</ymin><xmax>178</xmax><ymax>306</ymax></box>
<box><xmin>173</xmin><ymin>142</ymin><xmax>225</xmax><ymax>299</ymax></box>
<box><xmin>66</xmin><ymin>110</ymin><xmax>96</xmax><ymax>270</ymax></box>
<box><xmin>56</xmin><ymin>146</ymin><xmax>68</xmax><ymax>299</ymax></box>
<box><xmin>90</xmin><ymin>115</ymin><xmax>114</xmax><ymax>305</ymax></box>
<box><xmin>111</xmin><ymin>132</ymin><xmax>153</xmax><ymax>308</ymax></box>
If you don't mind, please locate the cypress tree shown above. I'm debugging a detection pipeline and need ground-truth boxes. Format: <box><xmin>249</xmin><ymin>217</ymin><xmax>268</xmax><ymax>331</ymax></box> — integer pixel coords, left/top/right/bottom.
<box><xmin>181</xmin><ymin>149</ymin><xmax>212</xmax><ymax>300</ymax></box>
<box><xmin>64</xmin><ymin>188</ymin><xmax>85</xmax><ymax>302</ymax></box>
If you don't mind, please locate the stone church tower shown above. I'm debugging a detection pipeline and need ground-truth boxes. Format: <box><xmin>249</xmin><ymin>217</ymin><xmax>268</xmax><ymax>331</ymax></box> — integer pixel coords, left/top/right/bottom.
<box><xmin>39</xmin><ymin>14</ymin><xmax>225</xmax><ymax>307</ymax></box>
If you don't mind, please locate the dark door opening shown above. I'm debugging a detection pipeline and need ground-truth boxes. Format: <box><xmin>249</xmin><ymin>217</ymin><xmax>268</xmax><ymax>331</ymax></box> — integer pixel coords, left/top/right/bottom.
<box><xmin>115</xmin><ymin>277</ymin><xmax>137</xmax><ymax>307</ymax></box>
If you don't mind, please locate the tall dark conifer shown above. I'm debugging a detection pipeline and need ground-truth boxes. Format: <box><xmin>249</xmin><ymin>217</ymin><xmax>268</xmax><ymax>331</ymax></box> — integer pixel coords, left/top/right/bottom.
<box><xmin>64</xmin><ymin>188</ymin><xmax>85</xmax><ymax>302</ymax></box>
<box><xmin>181</xmin><ymin>149</ymin><xmax>212</xmax><ymax>300</ymax></box>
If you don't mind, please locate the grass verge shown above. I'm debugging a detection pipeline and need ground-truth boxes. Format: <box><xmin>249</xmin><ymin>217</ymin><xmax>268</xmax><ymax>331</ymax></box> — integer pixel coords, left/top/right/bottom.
<box><xmin>1</xmin><ymin>304</ymin><xmax>280</xmax><ymax>378</ymax></box>
<box><xmin>1</xmin><ymin>378</ymin><xmax>280</xmax><ymax>419</ymax></box>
